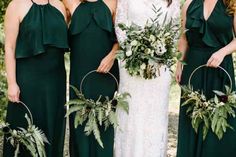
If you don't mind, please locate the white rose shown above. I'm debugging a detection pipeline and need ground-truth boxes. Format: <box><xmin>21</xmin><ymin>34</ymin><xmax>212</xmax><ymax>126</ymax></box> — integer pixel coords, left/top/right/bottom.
<box><xmin>131</xmin><ymin>40</ymin><xmax>138</xmax><ymax>46</ymax></box>
<box><xmin>145</xmin><ymin>48</ymin><xmax>151</xmax><ymax>54</ymax></box>
<box><xmin>126</xmin><ymin>50</ymin><xmax>133</xmax><ymax>57</ymax></box>
<box><xmin>140</xmin><ymin>63</ymin><xmax>146</xmax><ymax>70</ymax></box>
<box><xmin>149</xmin><ymin>34</ymin><xmax>156</xmax><ymax>42</ymax></box>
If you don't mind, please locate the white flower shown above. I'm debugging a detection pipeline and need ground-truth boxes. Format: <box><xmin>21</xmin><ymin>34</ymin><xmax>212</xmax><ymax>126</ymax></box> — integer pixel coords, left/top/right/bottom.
<box><xmin>130</xmin><ymin>40</ymin><xmax>138</xmax><ymax>46</ymax></box>
<box><xmin>155</xmin><ymin>41</ymin><xmax>166</xmax><ymax>56</ymax></box>
<box><xmin>144</xmin><ymin>48</ymin><xmax>151</xmax><ymax>54</ymax></box>
<box><xmin>164</xmin><ymin>32</ymin><xmax>171</xmax><ymax>37</ymax></box>
<box><xmin>126</xmin><ymin>50</ymin><xmax>133</xmax><ymax>57</ymax></box>
<box><xmin>149</xmin><ymin>34</ymin><xmax>156</xmax><ymax>42</ymax></box>
<box><xmin>140</xmin><ymin>63</ymin><xmax>146</xmax><ymax>70</ymax></box>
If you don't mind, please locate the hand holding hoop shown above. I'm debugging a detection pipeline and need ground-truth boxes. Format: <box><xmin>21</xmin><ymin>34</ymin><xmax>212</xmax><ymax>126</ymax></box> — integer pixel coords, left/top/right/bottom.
<box><xmin>188</xmin><ymin>64</ymin><xmax>233</xmax><ymax>92</ymax></box>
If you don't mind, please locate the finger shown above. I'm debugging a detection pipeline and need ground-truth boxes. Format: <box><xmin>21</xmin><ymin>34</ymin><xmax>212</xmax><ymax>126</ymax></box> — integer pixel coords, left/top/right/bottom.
<box><xmin>175</xmin><ymin>76</ymin><xmax>179</xmax><ymax>83</ymax></box>
<box><xmin>100</xmin><ymin>66</ymin><xmax>108</xmax><ymax>73</ymax></box>
<box><xmin>207</xmin><ymin>58</ymin><xmax>215</xmax><ymax>67</ymax></box>
<box><xmin>207</xmin><ymin>57</ymin><xmax>214</xmax><ymax>66</ymax></box>
<box><xmin>104</xmin><ymin>66</ymin><xmax>111</xmax><ymax>73</ymax></box>
<box><xmin>97</xmin><ymin>64</ymin><xmax>103</xmax><ymax>73</ymax></box>
<box><xmin>10</xmin><ymin>96</ymin><xmax>16</xmax><ymax>103</ymax></box>
<box><xmin>15</xmin><ymin>95</ymin><xmax>20</xmax><ymax>103</ymax></box>
<box><xmin>176</xmin><ymin>75</ymin><xmax>181</xmax><ymax>84</ymax></box>
<box><xmin>100</xmin><ymin>64</ymin><xmax>109</xmax><ymax>73</ymax></box>
<box><xmin>209</xmin><ymin>60</ymin><xmax>218</xmax><ymax>68</ymax></box>
<box><xmin>8</xmin><ymin>95</ymin><xmax>13</xmax><ymax>102</ymax></box>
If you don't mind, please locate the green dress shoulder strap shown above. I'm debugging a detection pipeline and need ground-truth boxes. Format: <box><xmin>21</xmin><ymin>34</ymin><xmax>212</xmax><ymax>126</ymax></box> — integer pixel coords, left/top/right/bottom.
<box><xmin>15</xmin><ymin>1</ymin><xmax>69</xmax><ymax>59</ymax></box>
<box><xmin>69</xmin><ymin>0</ymin><xmax>115</xmax><ymax>39</ymax></box>
<box><xmin>186</xmin><ymin>0</ymin><xmax>233</xmax><ymax>47</ymax></box>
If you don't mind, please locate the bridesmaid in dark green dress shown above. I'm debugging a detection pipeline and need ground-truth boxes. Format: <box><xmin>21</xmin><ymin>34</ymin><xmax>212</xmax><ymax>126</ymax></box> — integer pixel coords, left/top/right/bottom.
<box><xmin>176</xmin><ymin>0</ymin><xmax>236</xmax><ymax>156</ymax></box>
<box><xmin>63</xmin><ymin>0</ymin><xmax>119</xmax><ymax>156</ymax></box>
<box><xmin>3</xmin><ymin>0</ymin><xmax>68</xmax><ymax>156</ymax></box>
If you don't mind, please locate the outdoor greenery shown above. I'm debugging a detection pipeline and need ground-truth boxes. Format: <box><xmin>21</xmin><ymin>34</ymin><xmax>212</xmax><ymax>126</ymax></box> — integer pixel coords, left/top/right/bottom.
<box><xmin>0</xmin><ymin>0</ymin><xmax>10</xmax><ymax>123</ymax></box>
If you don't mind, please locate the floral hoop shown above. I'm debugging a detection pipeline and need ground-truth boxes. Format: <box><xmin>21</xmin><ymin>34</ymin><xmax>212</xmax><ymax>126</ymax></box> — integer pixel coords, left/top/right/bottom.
<box><xmin>67</xmin><ymin>70</ymin><xmax>130</xmax><ymax>148</ymax></box>
<box><xmin>181</xmin><ymin>64</ymin><xmax>236</xmax><ymax>140</ymax></box>
<box><xmin>0</xmin><ymin>101</ymin><xmax>48</xmax><ymax>157</ymax></box>
<box><xmin>188</xmin><ymin>64</ymin><xmax>233</xmax><ymax>91</ymax></box>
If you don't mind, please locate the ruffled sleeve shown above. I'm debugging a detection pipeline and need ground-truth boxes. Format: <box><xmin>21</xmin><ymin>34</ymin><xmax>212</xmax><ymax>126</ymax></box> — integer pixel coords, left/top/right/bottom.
<box><xmin>15</xmin><ymin>4</ymin><xmax>69</xmax><ymax>59</ymax></box>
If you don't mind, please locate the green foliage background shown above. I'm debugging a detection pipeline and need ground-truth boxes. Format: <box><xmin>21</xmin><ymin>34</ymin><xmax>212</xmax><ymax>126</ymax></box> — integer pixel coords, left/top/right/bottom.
<box><xmin>0</xmin><ymin>0</ymin><xmax>10</xmax><ymax>122</ymax></box>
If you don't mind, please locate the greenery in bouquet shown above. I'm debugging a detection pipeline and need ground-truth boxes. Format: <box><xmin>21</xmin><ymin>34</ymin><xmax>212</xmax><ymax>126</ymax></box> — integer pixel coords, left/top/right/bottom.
<box><xmin>0</xmin><ymin>112</ymin><xmax>49</xmax><ymax>157</ymax></box>
<box><xmin>182</xmin><ymin>85</ymin><xmax>236</xmax><ymax>140</ymax></box>
<box><xmin>66</xmin><ymin>85</ymin><xmax>130</xmax><ymax>148</ymax></box>
<box><xmin>117</xmin><ymin>6</ymin><xmax>180</xmax><ymax>79</ymax></box>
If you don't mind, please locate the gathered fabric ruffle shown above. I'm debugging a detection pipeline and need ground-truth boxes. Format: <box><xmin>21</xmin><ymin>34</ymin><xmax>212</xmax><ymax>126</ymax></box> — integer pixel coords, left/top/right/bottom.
<box><xmin>15</xmin><ymin>4</ymin><xmax>69</xmax><ymax>59</ymax></box>
<box><xmin>185</xmin><ymin>0</ymin><xmax>233</xmax><ymax>48</ymax></box>
<box><xmin>69</xmin><ymin>1</ymin><xmax>117</xmax><ymax>42</ymax></box>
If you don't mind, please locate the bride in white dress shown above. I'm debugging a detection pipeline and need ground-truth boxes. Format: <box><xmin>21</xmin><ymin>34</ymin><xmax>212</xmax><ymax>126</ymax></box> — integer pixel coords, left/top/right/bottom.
<box><xmin>114</xmin><ymin>0</ymin><xmax>180</xmax><ymax>157</ymax></box>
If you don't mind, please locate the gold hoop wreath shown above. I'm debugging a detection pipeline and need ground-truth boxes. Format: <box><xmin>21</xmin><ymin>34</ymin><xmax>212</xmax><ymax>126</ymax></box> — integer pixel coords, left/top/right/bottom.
<box><xmin>66</xmin><ymin>70</ymin><xmax>130</xmax><ymax>148</ymax></box>
<box><xmin>0</xmin><ymin>101</ymin><xmax>48</xmax><ymax>157</ymax></box>
<box><xmin>181</xmin><ymin>64</ymin><xmax>236</xmax><ymax>140</ymax></box>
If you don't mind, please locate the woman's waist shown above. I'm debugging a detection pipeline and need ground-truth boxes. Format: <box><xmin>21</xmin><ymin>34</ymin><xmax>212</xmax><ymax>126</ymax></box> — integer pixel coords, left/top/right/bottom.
<box><xmin>16</xmin><ymin>50</ymin><xmax>65</xmax><ymax>73</ymax></box>
<box><xmin>188</xmin><ymin>45</ymin><xmax>223</xmax><ymax>51</ymax></box>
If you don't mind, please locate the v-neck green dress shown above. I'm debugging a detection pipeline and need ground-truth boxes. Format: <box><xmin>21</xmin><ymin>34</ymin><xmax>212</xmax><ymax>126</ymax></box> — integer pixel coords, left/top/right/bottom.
<box><xmin>68</xmin><ymin>0</ymin><xmax>119</xmax><ymax>157</ymax></box>
<box><xmin>177</xmin><ymin>0</ymin><xmax>236</xmax><ymax>157</ymax></box>
<box><xmin>3</xmin><ymin>1</ymin><xmax>68</xmax><ymax>157</ymax></box>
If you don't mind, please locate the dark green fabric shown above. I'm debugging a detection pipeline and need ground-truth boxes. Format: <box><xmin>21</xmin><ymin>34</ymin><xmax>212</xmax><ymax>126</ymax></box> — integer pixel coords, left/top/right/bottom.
<box><xmin>69</xmin><ymin>0</ymin><xmax>118</xmax><ymax>157</ymax></box>
<box><xmin>15</xmin><ymin>3</ymin><xmax>69</xmax><ymax>59</ymax></box>
<box><xmin>3</xmin><ymin>2</ymin><xmax>67</xmax><ymax>157</ymax></box>
<box><xmin>177</xmin><ymin>0</ymin><xmax>236</xmax><ymax>157</ymax></box>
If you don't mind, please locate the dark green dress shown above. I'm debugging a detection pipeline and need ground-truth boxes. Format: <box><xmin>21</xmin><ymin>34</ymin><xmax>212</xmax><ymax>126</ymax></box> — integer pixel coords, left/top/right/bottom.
<box><xmin>3</xmin><ymin>1</ymin><xmax>68</xmax><ymax>157</ymax></box>
<box><xmin>177</xmin><ymin>0</ymin><xmax>236</xmax><ymax>157</ymax></box>
<box><xmin>69</xmin><ymin>0</ymin><xmax>119</xmax><ymax>157</ymax></box>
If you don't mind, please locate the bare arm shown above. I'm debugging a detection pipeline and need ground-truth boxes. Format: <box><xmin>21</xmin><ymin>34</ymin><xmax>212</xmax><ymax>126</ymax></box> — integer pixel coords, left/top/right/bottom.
<box><xmin>175</xmin><ymin>0</ymin><xmax>192</xmax><ymax>83</ymax></box>
<box><xmin>207</xmin><ymin>13</ymin><xmax>236</xmax><ymax>67</ymax></box>
<box><xmin>4</xmin><ymin>2</ymin><xmax>21</xmax><ymax>102</ymax></box>
<box><xmin>97</xmin><ymin>0</ymin><xmax>118</xmax><ymax>73</ymax></box>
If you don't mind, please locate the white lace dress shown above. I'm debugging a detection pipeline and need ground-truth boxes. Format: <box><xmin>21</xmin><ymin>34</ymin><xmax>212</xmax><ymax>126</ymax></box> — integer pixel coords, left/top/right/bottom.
<box><xmin>114</xmin><ymin>0</ymin><xmax>180</xmax><ymax>157</ymax></box>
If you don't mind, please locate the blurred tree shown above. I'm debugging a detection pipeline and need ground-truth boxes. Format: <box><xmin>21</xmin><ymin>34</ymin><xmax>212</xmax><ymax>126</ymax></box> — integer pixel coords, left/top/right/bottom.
<box><xmin>0</xmin><ymin>0</ymin><xmax>10</xmax><ymax>121</ymax></box>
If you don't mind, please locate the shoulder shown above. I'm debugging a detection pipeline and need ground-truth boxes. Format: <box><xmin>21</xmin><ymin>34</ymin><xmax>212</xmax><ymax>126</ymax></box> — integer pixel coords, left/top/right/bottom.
<box><xmin>182</xmin><ymin>0</ymin><xmax>193</xmax><ymax>13</ymax></box>
<box><xmin>7</xmin><ymin>0</ymin><xmax>31</xmax><ymax>12</ymax></box>
<box><xmin>103</xmin><ymin>0</ymin><xmax>117</xmax><ymax>14</ymax></box>
<box><xmin>5</xmin><ymin>0</ymin><xmax>32</xmax><ymax>22</ymax></box>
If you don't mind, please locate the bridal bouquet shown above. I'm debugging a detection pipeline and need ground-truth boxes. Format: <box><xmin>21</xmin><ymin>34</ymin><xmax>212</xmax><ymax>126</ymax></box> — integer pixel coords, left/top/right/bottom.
<box><xmin>66</xmin><ymin>85</ymin><xmax>130</xmax><ymax>148</ymax></box>
<box><xmin>182</xmin><ymin>85</ymin><xmax>236</xmax><ymax>140</ymax></box>
<box><xmin>117</xmin><ymin>6</ymin><xmax>179</xmax><ymax>79</ymax></box>
<box><xmin>0</xmin><ymin>113</ymin><xmax>49</xmax><ymax>157</ymax></box>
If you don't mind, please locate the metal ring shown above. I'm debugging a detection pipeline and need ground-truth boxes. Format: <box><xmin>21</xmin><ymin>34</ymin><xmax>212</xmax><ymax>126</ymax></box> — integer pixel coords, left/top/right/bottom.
<box><xmin>18</xmin><ymin>101</ymin><xmax>34</xmax><ymax>124</ymax></box>
<box><xmin>80</xmin><ymin>70</ymin><xmax>119</xmax><ymax>92</ymax></box>
<box><xmin>188</xmin><ymin>64</ymin><xmax>233</xmax><ymax>92</ymax></box>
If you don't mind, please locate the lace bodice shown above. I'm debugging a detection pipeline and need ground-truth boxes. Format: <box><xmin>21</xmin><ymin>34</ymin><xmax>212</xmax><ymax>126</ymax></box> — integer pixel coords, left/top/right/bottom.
<box><xmin>115</xmin><ymin>0</ymin><xmax>180</xmax><ymax>43</ymax></box>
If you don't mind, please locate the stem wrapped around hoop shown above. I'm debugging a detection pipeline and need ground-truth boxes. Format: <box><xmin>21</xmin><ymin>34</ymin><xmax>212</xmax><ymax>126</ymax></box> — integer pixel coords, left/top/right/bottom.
<box><xmin>66</xmin><ymin>70</ymin><xmax>130</xmax><ymax>148</ymax></box>
<box><xmin>0</xmin><ymin>101</ymin><xmax>49</xmax><ymax>157</ymax></box>
<box><xmin>181</xmin><ymin>64</ymin><xmax>236</xmax><ymax>140</ymax></box>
